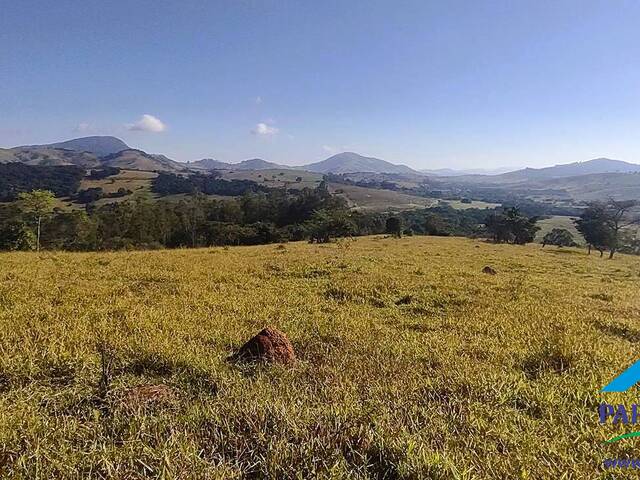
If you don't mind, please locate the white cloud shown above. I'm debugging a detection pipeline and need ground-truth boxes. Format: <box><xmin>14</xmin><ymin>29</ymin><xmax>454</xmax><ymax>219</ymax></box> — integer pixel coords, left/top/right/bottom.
<box><xmin>126</xmin><ymin>114</ymin><xmax>166</xmax><ymax>133</ymax></box>
<box><xmin>251</xmin><ymin>122</ymin><xmax>279</xmax><ymax>136</ymax></box>
<box><xmin>255</xmin><ymin>96</ymin><xmax>263</xmax><ymax>104</ymax></box>
<box><xmin>75</xmin><ymin>122</ymin><xmax>92</xmax><ymax>133</ymax></box>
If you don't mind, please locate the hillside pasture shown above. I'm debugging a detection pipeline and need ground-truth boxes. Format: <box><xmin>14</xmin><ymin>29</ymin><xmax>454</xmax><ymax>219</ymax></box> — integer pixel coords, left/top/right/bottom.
<box><xmin>330</xmin><ymin>183</ymin><xmax>437</xmax><ymax>211</ymax></box>
<box><xmin>219</xmin><ymin>168</ymin><xmax>322</xmax><ymax>189</ymax></box>
<box><xmin>0</xmin><ymin>236</ymin><xmax>637</xmax><ymax>478</ymax></box>
<box><xmin>80</xmin><ymin>169</ymin><xmax>157</xmax><ymax>195</ymax></box>
<box><xmin>534</xmin><ymin>215</ymin><xmax>585</xmax><ymax>246</ymax></box>
<box><xmin>441</xmin><ymin>199</ymin><xmax>501</xmax><ymax>210</ymax></box>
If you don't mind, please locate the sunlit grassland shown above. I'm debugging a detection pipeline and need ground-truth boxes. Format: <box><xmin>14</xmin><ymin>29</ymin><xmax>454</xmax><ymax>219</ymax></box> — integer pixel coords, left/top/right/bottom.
<box><xmin>0</xmin><ymin>236</ymin><xmax>638</xmax><ymax>478</ymax></box>
<box><xmin>441</xmin><ymin>199</ymin><xmax>501</xmax><ymax>210</ymax></box>
<box><xmin>330</xmin><ymin>184</ymin><xmax>438</xmax><ymax>211</ymax></box>
<box><xmin>534</xmin><ymin>215</ymin><xmax>585</xmax><ymax>245</ymax></box>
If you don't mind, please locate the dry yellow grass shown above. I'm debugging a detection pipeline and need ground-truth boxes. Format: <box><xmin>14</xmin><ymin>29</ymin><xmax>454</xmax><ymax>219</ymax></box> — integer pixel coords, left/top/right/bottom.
<box><xmin>79</xmin><ymin>169</ymin><xmax>157</xmax><ymax>194</ymax></box>
<box><xmin>330</xmin><ymin>184</ymin><xmax>438</xmax><ymax>211</ymax></box>
<box><xmin>0</xmin><ymin>236</ymin><xmax>638</xmax><ymax>478</ymax></box>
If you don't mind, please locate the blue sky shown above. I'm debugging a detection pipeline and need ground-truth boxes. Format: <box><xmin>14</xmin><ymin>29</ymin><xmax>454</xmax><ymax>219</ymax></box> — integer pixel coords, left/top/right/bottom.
<box><xmin>1</xmin><ymin>0</ymin><xmax>640</xmax><ymax>168</ymax></box>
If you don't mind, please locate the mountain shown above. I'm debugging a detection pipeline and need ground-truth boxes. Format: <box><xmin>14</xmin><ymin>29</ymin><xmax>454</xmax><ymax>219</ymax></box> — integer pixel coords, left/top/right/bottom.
<box><xmin>303</xmin><ymin>152</ymin><xmax>419</xmax><ymax>174</ymax></box>
<box><xmin>452</xmin><ymin>158</ymin><xmax>640</xmax><ymax>184</ymax></box>
<box><xmin>186</xmin><ymin>158</ymin><xmax>231</xmax><ymax>170</ymax></box>
<box><xmin>421</xmin><ymin>167</ymin><xmax>519</xmax><ymax>176</ymax></box>
<box><xmin>0</xmin><ymin>146</ymin><xmax>100</xmax><ymax>168</ymax></box>
<box><xmin>540</xmin><ymin>172</ymin><xmax>640</xmax><ymax>201</ymax></box>
<box><xmin>3</xmin><ymin>136</ymin><xmax>184</xmax><ymax>172</ymax></box>
<box><xmin>22</xmin><ymin>136</ymin><xmax>129</xmax><ymax>157</ymax></box>
<box><xmin>101</xmin><ymin>149</ymin><xmax>185</xmax><ymax>172</ymax></box>
<box><xmin>236</xmin><ymin>158</ymin><xmax>285</xmax><ymax>170</ymax></box>
<box><xmin>498</xmin><ymin>158</ymin><xmax>640</xmax><ymax>182</ymax></box>
<box><xmin>186</xmin><ymin>157</ymin><xmax>289</xmax><ymax>171</ymax></box>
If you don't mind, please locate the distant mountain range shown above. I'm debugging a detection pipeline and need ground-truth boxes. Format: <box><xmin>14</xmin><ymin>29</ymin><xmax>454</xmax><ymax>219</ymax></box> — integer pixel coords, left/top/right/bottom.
<box><xmin>421</xmin><ymin>167</ymin><xmax>519</xmax><ymax>176</ymax></box>
<box><xmin>186</xmin><ymin>152</ymin><xmax>419</xmax><ymax>174</ymax></box>
<box><xmin>2</xmin><ymin>136</ymin><xmax>640</xmax><ymax>201</ymax></box>
<box><xmin>0</xmin><ymin>136</ymin><xmax>185</xmax><ymax>172</ymax></box>
<box><xmin>25</xmin><ymin>136</ymin><xmax>130</xmax><ymax>157</ymax></box>
<box><xmin>448</xmin><ymin>158</ymin><xmax>640</xmax><ymax>184</ymax></box>
<box><xmin>186</xmin><ymin>157</ymin><xmax>286</xmax><ymax>171</ymax></box>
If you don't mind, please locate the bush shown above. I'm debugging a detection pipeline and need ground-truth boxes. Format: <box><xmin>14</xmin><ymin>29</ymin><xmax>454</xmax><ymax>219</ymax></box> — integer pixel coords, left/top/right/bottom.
<box><xmin>542</xmin><ymin>228</ymin><xmax>576</xmax><ymax>247</ymax></box>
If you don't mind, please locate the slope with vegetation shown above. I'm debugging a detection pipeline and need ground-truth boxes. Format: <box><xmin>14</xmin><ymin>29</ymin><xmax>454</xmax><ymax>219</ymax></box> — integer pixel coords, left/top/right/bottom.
<box><xmin>0</xmin><ymin>163</ymin><xmax>84</xmax><ymax>201</ymax></box>
<box><xmin>0</xmin><ymin>236</ymin><xmax>636</xmax><ymax>478</ymax></box>
<box><xmin>23</xmin><ymin>136</ymin><xmax>130</xmax><ymax>156</ymax></box>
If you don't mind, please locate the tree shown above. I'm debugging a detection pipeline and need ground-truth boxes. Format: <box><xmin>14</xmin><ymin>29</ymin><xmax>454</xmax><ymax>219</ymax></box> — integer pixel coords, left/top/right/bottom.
<box><xmin>542</xmin><ymin>228</ymin><xmax>576</xmax><ymax>247</ymax></box>
<box><xmin>575</xmin><ymin>200</ymin><xmax>638</xmax><ymax>258</ymax></box>
<box><xmin>603</xmin><ymin>199</ymin><xmax>639</xmax><ymax>258</ymax></box>
<box><xmin>574</xmin><ymin>203</ymin><xmax>611</xmax><ymax>256</ymax></box>
<box><xmin>385</xmin><ymin>217</ymin><xmax>402</xmax><ymax>238</ymax></box>
<box><xmin>484</xmin><ymin>212</ymin><xmax>510</xmax><ymax>243</ymax></box>
<box><xmin>485</xmin><ymin>207</ymin><xmax>539</xmax><ymax>245</ymax></box>
<box><xmin>0</xmin><ymin>220</ymin><xmax>36</xmax><ymax>250</ymax></box>
<box><xmin>18</xmin><ymin>190</ymin><xmax>55</xmax><ymax>251</ymax></box>
<box><xmin>424</xmin><ymin>213</ymin><xmax>451</xmax><ymax>236</ymax></box>
<box><xmin>305</xmin><ymin>209</ymin><xmax>357</xmax><ymax>243</ymax></box>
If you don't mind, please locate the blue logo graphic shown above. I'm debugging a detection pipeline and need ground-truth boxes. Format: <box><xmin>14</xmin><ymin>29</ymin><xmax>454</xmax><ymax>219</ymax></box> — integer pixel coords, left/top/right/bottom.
<box><xmin>602</xmin><ymin>360</ymin><xmax>640</xmax><ymax>392</ymax></box>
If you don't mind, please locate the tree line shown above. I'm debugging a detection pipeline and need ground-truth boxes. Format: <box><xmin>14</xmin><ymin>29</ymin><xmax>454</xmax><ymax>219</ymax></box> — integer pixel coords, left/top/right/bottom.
<box><xmin>1</xmin><ymin>178</ymin><xmax>637</xmax><ymax>256</ymax></box>
<box><xmin>0</xmin><ymin>163</ymin><xmax>84</xmax><ymax>201</ymax></box>
<box><xmin>0</xmin><ymin>182</ymin><xmax>539</xmax><ymax>251</ymax></box>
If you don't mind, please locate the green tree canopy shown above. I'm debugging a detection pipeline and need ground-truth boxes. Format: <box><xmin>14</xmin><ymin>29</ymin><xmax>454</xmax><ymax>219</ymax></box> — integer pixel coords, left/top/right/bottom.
<box><xmin>17</xmin><ymin>189</ymin><xmax>55</xmax><ymax>251</ymax></box>
<box><xmin>542</xmin><ymin>228</ymin><xmax>576</xmax><ymax>247</ymax></box>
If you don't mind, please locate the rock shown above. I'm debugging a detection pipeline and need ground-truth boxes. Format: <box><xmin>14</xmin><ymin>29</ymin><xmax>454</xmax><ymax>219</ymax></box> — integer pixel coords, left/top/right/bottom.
<box><xmin>230</xmin><ymin>327</ymin><xmax>295</xmax><ymax>365</ymax></box>
<box><xmin>482</xmin><ymin>266</ymin><xmax>497</xmax><ymax>275</ymax></box>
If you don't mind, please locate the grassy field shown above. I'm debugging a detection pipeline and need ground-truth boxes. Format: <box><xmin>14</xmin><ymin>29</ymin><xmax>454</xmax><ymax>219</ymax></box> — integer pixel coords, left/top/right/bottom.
<box><xmin>220</xmin><ymin>169</ymin><xmax>322</xmax><ymax>189</ymax></box>
<box><xmin>535</xmin><ymin>215</ymin><xmax>585</xmax><ymax>246</ymax></box>
<box><xmin>49</xmin><ymin>170</ymin><xmax>158</xmax><ymax>210</ymax></box>
<box><xmin>79</xmin><ymin>170</ymin><xmax>158</xmax><ymax>195</ymax></box>
<box><xmin>0</xmin><ymin>237</ymin><xmax>638</xmax><ymax>478</ymax></box>
<box><xmin>440</xmin><ymin>199</ymin><xmax>501</xmax><ymax>211</ymax></box>
<box><xmin>330</xmin><ymin>184</ymin><xmax>438</xmax><ymax>212</ymax></box>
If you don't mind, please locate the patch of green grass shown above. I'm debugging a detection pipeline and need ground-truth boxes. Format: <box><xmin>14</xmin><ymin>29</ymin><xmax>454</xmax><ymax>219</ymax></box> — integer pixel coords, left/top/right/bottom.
<box><xmin>535</xmin><ymin>215</ymin><xmax>585</xmax><ymax>245</ymax></box>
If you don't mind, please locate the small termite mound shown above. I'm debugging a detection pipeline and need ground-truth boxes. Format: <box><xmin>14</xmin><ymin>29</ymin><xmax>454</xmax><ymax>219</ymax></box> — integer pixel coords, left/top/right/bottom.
<box><xmin>229</xmin><ymin>327</ymin><xmax>296</xmax><ymax>365</ymax></box>
<box><xmin>482</xmin><ymin>266</ymin><xmax>497</xmax><ymax>275</ymax></box>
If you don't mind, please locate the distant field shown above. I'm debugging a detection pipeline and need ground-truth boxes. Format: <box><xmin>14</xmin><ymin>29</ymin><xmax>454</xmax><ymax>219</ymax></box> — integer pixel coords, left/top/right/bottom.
<box><xmin>0</xmin><ymin>236</ymin><xmax>637</xmax><ymax>478</ymax></box>
<box><xmin>330</xmin><ymin>183</ymin><xmax>437</xmax><ymax>211</ymax></box>
<box><xmin>441</xmin><ymin>199</ymin><xmax>501</xmax><ymax>210</ymax></box>
<box><xmin>50</xmin><ymin>169</ymin><xmax>159</xmax><ymax>208</ymax></box>
<box><xmin>80</xmin><ymin>169</ymin><xmax>157</xmax><ymax>194</ymax></box>
<box><xmin>535</xmin><ymin>215</ymin><xmax>585</xmax><ymax>245</ymax></box>
<box><xmin>219</xmin><ymin>169</ymin><xmax>322</xmax><ymax>189</ymax></box>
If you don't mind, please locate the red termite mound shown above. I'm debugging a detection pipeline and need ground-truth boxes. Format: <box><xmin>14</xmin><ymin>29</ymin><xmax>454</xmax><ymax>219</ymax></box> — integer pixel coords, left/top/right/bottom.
<box><xmin>230</xmin><ymin>327</ymin><xmax>295</xmax><ymax>365</ymax></box>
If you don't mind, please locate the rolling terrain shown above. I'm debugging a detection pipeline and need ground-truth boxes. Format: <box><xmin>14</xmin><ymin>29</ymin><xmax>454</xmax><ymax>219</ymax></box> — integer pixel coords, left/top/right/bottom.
<box><xmin>22</xmin><ymin>136</ymin><xmax>130</xmax><ymax>157</ymax></box>
<box><xmin>0</xmin><ymin>236</ymin><xmax>637</xmax><ymax>478</ymax></box>
<box><xmin>437</xmin><ymin>158</ymin><xmax>640</xmax><ymax>201</ymax></box>
<box><xmin>3</xmin><ymin>136</ymin><xmax>640</xmax><ymax>209</ymax></box>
